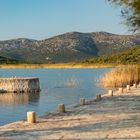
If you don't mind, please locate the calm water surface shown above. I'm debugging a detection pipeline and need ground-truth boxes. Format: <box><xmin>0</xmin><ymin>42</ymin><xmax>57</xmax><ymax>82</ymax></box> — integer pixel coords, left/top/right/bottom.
<box><xmin>0</xmin><ymin>68</ymin><xmax>111</xmax><ymax>125</ymax></box>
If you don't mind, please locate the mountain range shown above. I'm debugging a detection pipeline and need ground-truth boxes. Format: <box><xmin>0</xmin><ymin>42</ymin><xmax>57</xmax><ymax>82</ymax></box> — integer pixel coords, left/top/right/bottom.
<box><xmin>0</xmin><ymin>32</ymin><xmax>140</xmax><ymax>63</ymax></box>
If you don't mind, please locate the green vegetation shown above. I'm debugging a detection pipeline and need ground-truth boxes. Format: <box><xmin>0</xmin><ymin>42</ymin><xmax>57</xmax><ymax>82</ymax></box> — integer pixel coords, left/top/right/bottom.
<box><xmin>83</xmin><ymin>46</ymin><xmax>140</xmax><ymax>65</ymax></box>
<box><xmin>1</xmin><ymin>43</ymin><xmax>140</xmax><ymax>67</ymax></box>
<box><xmin>0</xmin><ymin>56</ymin><xmax>20</xmax><ymax>64</ymax></box>
<box><xmin>108</xmin><ymin>0</ymin><xmax>140</xmax><ymax>32</ymax></box>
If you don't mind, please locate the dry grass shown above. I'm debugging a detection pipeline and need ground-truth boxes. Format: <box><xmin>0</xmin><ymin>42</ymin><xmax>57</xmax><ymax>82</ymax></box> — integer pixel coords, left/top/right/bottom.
<box><xmin>0</xmin><ymin>63</ymin><xmax>113</xmax><ymax>68</ymax></box>
<box><xmin>101</xmin><ymin>65</ymin><xmax>140</xmax><ymax>88</ymax></box>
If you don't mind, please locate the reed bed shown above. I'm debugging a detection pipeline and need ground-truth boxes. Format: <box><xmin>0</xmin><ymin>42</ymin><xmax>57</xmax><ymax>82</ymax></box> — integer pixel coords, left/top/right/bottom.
<box><xmin>65</xmin><ymin>77</ymin><xmax>79</xmax><ymax>87</ymax></box>
<box><xmin>101</xmin><ymin>65</ymin><xmax>140</xmax><ymax>88</ymax></box>
<box><xmin>0</xmin><ymin>63</ymin><xmax>113</xmax><ymax>69</ymax></box>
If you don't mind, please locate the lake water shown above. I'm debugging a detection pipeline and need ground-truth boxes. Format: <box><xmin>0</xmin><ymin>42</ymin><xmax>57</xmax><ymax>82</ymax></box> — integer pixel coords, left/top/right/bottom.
<box><xmin>0</xmin><ymin>68</ymin><xmax>111</xmax><ymax>125</ymax></box>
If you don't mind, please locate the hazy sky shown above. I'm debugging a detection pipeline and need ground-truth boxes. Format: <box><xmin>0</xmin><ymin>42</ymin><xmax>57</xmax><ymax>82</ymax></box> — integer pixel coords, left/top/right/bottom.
<box><xmin>0</xmin><ymin>0</ymin><xmax>130</xmax><ymax>40</ymax></box>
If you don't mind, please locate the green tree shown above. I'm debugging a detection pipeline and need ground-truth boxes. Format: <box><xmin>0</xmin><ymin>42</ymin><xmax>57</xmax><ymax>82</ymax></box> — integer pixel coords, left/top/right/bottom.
<box><xmin>107</xmin><ymin>0</ymin><xmax>140</xmax><ymax>32</ymax></box>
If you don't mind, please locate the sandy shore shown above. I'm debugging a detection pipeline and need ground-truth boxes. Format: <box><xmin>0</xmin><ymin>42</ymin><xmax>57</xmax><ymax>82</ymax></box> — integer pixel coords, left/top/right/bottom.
<box><xmin>0</xmin><ymin>63</ymin><xmax>113</xmax><ymax>69</ymax></box>
<box><xmin>0</xmin><ymin>85</ymin><xmax>140</xmax><ymax>140</ymax></box>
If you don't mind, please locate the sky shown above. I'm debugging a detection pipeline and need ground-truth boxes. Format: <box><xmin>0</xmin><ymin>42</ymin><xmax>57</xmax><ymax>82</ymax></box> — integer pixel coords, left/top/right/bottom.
<box><xmin>0</xmin><ymin>0</ymin><xmax>131</xmax><ymax>40</ymax></box>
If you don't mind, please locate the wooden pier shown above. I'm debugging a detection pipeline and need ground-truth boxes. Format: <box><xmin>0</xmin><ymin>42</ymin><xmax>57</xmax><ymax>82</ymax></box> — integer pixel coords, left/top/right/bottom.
<box><xmin>0</xmin><ymin>77</ymin><xmax>40</xmax><ymax>93</ymax></box>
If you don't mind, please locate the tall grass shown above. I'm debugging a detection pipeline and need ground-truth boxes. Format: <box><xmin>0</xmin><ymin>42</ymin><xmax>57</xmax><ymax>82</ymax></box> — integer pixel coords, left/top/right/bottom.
<box><xmin>101</xmin><ymin>65</ymin><xmax>140</xmax><ymax>88</ymax></box>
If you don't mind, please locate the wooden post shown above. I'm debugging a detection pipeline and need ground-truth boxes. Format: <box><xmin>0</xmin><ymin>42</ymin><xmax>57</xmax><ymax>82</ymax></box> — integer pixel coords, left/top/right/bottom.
<box><xmin>80</xmin><ymin>98</ymin><xmax>85</xmax><ymax>105</ymax></box>
<box><xmin>118</xmin><ymin>88</ymin><xmax>123</xmax><ymax>93</ymax></box>
<box><xmin>108</xmin><ymin>90</ymin><xmax>113</xmax><ymax>96</ymax></box>
<box><xmin>58</xmin><ymin>104</ymin><xmax>65</xmax><ymax>113</ymax></box>
<box><xmin>27</xmin><ymin>111</ymin><xmax>36</xmax><ymax>123</ymax></box>
<box><xmin>96</xmin><ymin>94</ymin><xmax>102</xmax><ymax>101</ymax></box>
<box><xmin>126</xmin><ymin>85</ymin><xmax>130</xmax><ymax>90</ymax></box>
<box><xmin>133</xmin><ymin>83</ymin><xmax>137</xmax><ymax>88</ymax></box>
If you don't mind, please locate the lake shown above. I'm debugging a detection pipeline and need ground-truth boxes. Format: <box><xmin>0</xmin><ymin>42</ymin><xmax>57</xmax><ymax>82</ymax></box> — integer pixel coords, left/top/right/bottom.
<box><xmin>0</xmin><ymin>68</ymin><xmax>111</xmax><ymax>125</ymax></box>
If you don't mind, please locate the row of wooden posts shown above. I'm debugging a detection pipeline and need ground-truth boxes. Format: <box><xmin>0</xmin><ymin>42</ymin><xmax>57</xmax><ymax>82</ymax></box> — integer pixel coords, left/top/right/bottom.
<box><xmin>26</xmin><ymin>83</ymin><xmax>138</xmax><ymax>123</ymax></box>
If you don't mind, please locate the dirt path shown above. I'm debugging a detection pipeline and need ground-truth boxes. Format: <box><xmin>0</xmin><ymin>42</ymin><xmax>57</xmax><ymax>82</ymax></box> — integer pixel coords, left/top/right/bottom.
<box><xmin>0</xmin><ymin>85</ymin><xmax>140</xmax><ymax>140</ymax></box>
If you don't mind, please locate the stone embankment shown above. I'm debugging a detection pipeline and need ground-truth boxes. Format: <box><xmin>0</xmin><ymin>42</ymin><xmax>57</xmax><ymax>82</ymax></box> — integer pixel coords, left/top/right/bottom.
<box><xmin>1</xmin><ymin>84</ymin><xmax>140</xmax><ymax>139</ymax></box>
<box><xmin>0</xmin><ymin>77</ymin><xmax>40</xmax><ymax>93</ymax></box>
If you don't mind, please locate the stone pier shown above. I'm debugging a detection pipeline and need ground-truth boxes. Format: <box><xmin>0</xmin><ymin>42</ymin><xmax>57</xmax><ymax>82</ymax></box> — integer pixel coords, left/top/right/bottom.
<box><xmin>0</xmin><ymin>77</ymin><xmax>40</xmax><ymax>93</ymax></box>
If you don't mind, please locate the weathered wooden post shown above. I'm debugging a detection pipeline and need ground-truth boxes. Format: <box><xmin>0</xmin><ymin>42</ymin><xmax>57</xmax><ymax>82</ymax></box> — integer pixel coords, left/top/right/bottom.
<box><xmin>118</xmin><ymin>87</ymin><xmax>123</xmax><ymax>93</ymax></box>
<box><xmin>96</xmin><ymin>94</ymin><xmax>102</xmax><ymax>101</ymax></box>
<box><xmin>80</xmin><ymin>98</ymin><xmax>85</xmax><ymax>105</ymax></box>
<box><xmin>133</xmin><ymin>83</ymin><xmax>137</xmax><ymax>88</ymax></box>
<box><xmin>126</xmin><ymin>85</ymin><xmax>130</xmax><ymax>91</ymax></box>
<box><xmin>27</xmin><ymin>111</ymin><xmax>36</xmax><ymax>123</ymax></box>
<box><xmin>108</xmin><ymin>90</ymin><xmax>113</xmax><ymax>96</ymax></box>
<box><xmin>58</xmin><ymin>104</ymin><xmax>65</xmax><ymax>113</ymax></box>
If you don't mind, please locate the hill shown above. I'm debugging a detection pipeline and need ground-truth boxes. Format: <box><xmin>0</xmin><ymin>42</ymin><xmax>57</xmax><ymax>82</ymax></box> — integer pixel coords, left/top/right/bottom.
<box><xmin>0</xmin><ymin>32</ymin><xmax>140</xmax><ymax>63</ymax></box>
<box><xmin>0</xmin><ymin>56</ymin><xmax>19</xmax><ymax>64</ymax></box>
<box><xmin>83</xmin><ymin>46</ymin><xmax>140</xmax><ymax>64</ymax></box>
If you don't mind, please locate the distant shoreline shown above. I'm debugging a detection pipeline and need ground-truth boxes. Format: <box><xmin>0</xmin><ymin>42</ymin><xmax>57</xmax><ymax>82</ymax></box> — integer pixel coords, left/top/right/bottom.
<box><xmin>0</xmin><ymin>63</ymin><xmax>114</xmax><ymax>68</ymax></box>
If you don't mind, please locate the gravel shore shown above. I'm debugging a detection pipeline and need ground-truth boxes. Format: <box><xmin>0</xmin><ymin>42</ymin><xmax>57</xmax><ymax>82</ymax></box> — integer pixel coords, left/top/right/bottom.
<box><xmin>0</xmin><ymin>85</ymin><xmax>140</xmax><ymax>140</ymax></box>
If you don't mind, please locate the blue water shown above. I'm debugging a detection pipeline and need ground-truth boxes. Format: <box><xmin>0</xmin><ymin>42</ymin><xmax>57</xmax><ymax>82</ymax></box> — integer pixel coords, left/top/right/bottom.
<box><xmin>0</xmin><ymin>68</ymin><xmax>111</xmax><ymax>125</ymax></box>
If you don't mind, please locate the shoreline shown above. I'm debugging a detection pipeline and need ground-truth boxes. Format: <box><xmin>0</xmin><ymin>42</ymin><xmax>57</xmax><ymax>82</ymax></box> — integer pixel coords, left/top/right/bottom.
<box><xmin>0</xmin><ymin>63</ymin><xmax>114</xmax><ymax>69</ymax></box>
<box><xmin>0</xmin><ymin>85</ymin><xmax>140</xmax><ymax>139</ymax></box>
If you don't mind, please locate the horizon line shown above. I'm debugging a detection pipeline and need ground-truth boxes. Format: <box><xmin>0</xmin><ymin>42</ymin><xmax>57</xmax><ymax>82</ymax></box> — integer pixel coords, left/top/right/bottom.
<box><xmin>0</xmin><ymin>30</ymin><xmax>137</xmax><ymax>41</ymax></box>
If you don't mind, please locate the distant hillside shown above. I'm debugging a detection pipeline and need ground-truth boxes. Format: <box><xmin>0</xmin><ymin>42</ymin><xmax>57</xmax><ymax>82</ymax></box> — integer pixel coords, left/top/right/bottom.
<box><xmin>0</xmin><ymin>56</ymin><xmax>19</xmax><ymax>64</ymax></box>
<box><xmin>83</xmin><ymin>46</ymin><xmax>140</xmax><ymax>64</ymax></box>
<box><xmin>0</xmin><ymin>32</ymin><xmax>140</xmax><ymax>63</ymax></box>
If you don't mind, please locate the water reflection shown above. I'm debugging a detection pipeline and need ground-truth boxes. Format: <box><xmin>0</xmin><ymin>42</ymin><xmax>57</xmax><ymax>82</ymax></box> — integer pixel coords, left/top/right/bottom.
<box><xmin>65</xmin><ymin>77</ymin><xmax>80</xmax><ymax>88</ymax></box>
<box><xmin>0</xmin><ymin>92</ymin><xmax>40</xmax><ymax>105</ymax></box>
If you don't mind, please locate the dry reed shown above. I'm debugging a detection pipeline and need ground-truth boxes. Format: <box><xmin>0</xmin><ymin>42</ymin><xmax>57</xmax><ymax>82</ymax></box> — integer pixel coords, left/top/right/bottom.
<box><xmin>101</xmin><ymin>65</ymin><xmax>140</xmax><ymax>88</ymax></box>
